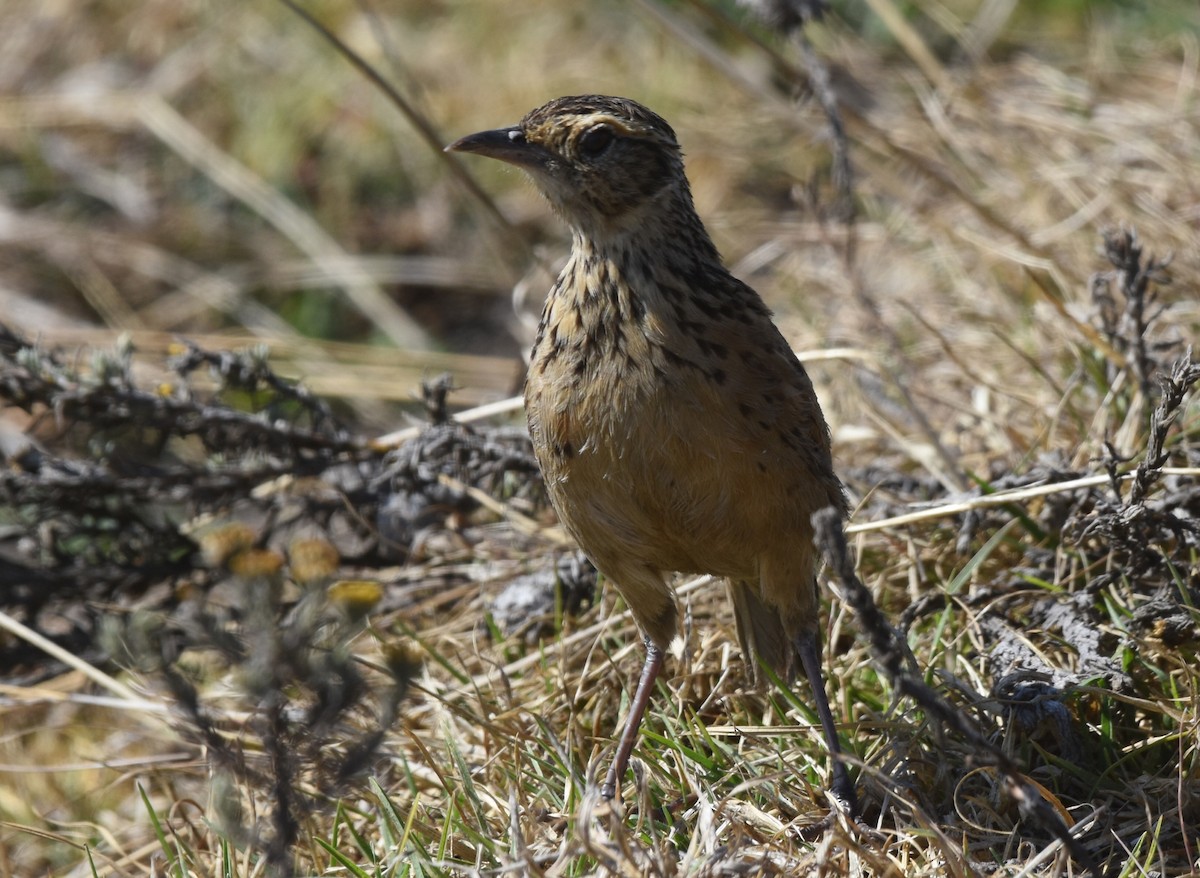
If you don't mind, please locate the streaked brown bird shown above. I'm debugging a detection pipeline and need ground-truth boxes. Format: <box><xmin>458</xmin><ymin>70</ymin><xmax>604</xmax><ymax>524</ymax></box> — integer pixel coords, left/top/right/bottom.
<box><xmin>448</xmin><ymin>95</ymin><xmax>855</xmax><ymax>810</ymax></box>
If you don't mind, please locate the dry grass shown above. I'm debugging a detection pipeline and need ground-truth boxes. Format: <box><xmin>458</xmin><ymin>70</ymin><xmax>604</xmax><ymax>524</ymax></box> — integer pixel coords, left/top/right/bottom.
<box><xmin>1</xmin><ymin>1</ymin><xmax>1199</xmax><ymax>876</ymax></box>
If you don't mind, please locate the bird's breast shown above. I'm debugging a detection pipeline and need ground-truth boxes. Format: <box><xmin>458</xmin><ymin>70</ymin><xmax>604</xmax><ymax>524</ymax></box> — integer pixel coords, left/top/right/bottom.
<box><xmin>522</xmin><ymin>249</ymin><xmax>842</xmax><ymax>580</ymax></box>
<box><xmin>525</xmin><ymin>326</ymin><xmax>772</xmax><ymax>579</ymax></box>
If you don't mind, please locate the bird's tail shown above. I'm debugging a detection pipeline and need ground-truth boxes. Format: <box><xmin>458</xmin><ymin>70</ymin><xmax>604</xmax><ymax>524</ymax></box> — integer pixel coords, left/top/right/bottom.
<box><xmin>727</xmin><ymin>579</ymin><xmax>796</xmax><ymax>684</ymax></box>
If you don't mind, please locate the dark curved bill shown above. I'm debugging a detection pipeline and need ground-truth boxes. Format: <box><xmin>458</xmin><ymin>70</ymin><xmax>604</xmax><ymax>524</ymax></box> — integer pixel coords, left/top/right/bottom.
<box><xmin>445</xmin><ymin>126</ymin><xmax>551</xmax><ymax>170</ymax></box>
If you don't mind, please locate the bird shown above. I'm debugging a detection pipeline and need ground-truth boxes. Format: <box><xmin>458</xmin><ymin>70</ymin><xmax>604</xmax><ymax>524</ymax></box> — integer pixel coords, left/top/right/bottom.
<box><xmin>447</xmin><ymin>95</ymin><xmax>855</xmax><ymax>811</ymax></box>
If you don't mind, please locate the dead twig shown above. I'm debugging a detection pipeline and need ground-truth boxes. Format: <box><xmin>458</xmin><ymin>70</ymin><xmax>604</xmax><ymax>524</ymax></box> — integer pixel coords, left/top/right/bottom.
<box><xmin>813</xmin><ymin>507</ymin><xmax>1105</xmax><ymax>877</ymax></box>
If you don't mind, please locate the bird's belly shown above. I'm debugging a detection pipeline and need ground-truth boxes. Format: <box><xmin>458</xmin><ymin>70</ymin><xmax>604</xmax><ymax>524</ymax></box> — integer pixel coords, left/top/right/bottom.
<box><xmin>527</xmin><ymin>373</ymin><xmax>794</xmax><ymax>580</ymax></box>
<box><xmin>551</xmin><ymin>454</ymin><xmax>757</xmax><ymax>579</ymax></box>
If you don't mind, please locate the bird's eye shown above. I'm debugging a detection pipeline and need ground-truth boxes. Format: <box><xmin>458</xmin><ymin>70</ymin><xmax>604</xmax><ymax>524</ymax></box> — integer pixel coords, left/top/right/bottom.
<box><xmin>578</xmin><ymin>125</ymin><xmax>615</xmax><ymax>158</ymax></box>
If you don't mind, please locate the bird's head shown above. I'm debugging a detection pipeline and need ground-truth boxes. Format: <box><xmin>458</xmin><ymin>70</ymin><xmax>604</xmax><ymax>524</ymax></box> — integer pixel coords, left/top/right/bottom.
<box><xmin>447</xmin><ymin>95</ymin><xmax>689</xmax><ymax>240</ymax></box>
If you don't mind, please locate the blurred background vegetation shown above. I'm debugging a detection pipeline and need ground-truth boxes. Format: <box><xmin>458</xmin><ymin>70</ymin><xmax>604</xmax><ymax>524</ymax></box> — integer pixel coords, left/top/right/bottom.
<box><xmin>3</xmin><ymin>0</ymin><xmax>1195</xmax><ymax>412</ymax></box>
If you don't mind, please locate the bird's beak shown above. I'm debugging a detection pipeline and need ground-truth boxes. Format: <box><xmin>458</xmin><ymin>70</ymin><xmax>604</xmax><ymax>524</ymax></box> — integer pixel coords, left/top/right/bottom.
<box><xmin>445</xmin><ymin>126</ymin><xmax>551</xmax><ymax>170</ymax></box>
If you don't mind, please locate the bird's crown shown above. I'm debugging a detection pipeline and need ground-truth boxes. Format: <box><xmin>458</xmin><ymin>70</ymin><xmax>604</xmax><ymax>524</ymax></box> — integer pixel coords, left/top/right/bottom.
<box><xmin>518</xmin><ymin>95</ymin><xmax>680</xmax><ymax>160</ymax></box>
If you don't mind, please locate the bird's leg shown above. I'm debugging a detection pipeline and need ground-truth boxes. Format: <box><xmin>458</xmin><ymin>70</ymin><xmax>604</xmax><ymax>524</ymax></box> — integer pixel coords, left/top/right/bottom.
<box><xmin>797</xmin><ymin>629</ymin><xmax>859</xmax><ymax>815</ymax></box>
<box><xmin>601</xmin><ymin>638</ymin><xmax>665</xmax><ymax>799</ymax></box>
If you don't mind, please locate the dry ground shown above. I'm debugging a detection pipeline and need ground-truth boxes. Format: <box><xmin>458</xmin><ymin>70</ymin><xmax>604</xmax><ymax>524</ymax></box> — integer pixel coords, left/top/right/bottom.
<box><xmin>1</xmin><ymin>1</ymin><xmax>1199</xmax><ymax>876</ymax></box>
